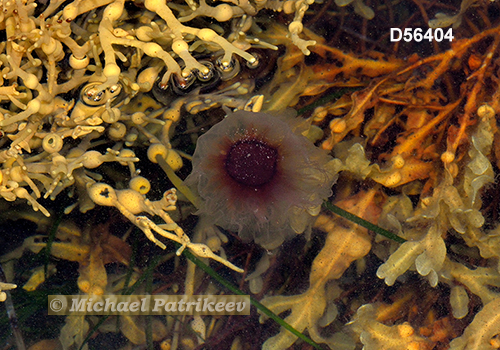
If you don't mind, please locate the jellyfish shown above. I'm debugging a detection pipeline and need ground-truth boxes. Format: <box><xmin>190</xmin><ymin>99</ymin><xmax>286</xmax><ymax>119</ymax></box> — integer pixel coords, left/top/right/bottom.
<box><xmin>186</xmin><ymin>109</ymin><xmax>338</xmax><ymax>249</ymax></box>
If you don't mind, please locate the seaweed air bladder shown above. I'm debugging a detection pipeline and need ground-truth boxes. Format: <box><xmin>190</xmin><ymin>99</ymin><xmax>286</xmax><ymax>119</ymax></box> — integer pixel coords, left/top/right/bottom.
<box><xmin>186</xmin><ymin>109</ymin><xmax>340</xmax><ymax>250</ymax></box>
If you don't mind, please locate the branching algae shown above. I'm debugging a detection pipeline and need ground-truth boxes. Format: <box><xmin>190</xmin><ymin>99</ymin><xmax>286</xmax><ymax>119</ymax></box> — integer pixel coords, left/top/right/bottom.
<box><xmin>1</xmin><ymin>0</ymin><xmax>500</xmax><ymax>349</ymax></box>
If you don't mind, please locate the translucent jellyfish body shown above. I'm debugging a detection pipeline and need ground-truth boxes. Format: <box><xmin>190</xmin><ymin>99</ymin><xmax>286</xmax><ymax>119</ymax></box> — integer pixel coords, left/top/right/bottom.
<box><xmin>186</xmin><ymin>110</ymin><xmax>338</xmax><ymax>249</ymax></box>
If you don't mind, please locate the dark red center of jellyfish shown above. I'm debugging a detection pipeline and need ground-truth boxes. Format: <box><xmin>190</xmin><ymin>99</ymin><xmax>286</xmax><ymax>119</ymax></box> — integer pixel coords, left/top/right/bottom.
<box><xmin>225</xmin><ymin>139</ymin><xmax>278</xmax><ymax>187</ymax></box>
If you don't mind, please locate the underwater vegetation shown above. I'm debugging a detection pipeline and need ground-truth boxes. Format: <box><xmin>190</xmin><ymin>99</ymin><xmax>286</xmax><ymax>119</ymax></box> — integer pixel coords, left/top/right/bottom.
<box><xmin>2</xmin><ymin>0</ymin><xmax>500</xmax><ymax>349</ymax></box>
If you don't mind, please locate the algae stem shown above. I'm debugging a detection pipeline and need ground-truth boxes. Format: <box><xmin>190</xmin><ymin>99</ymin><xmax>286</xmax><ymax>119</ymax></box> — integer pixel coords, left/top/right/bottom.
<box><xmin>156</xmin><ymin>153</ymin><xmax>202</xmax><ymax>209</ymax></box>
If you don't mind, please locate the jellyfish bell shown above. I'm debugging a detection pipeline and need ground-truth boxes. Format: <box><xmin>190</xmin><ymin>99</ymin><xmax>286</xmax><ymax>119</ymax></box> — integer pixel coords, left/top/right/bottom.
<box><xmin>186</xmin><ymin>109</ymin><xmax>338</xmax><ymax>250</ymax></box>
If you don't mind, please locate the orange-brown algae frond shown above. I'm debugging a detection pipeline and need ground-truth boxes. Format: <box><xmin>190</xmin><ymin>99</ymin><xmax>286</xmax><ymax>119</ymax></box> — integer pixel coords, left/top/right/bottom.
<box><xmin>258</xmin><ymin>190</ymin><xmax>379</xmax><ymax>350</ymax></box>
<box><xmin>334</xmin><ymin>0</ymin><xmax>374</xmax><ymax>20</ymax></box>
<box><xmin>350</xmin><ymin>304</ymin><xmax>432</xmax><ymax>350</ymax></box>
<box><xmin>448</xmin><ymin>298</ymin><xmax>500</xmax><ymax>350</ymax></box>
<box><xmin>428</xmin><ymin>0</ymin><xmax>478</xmax><ymax>28</ymax></box>
<box><xmin>376</xmin><ymin>223</ymin><xmax>446</xmax><ymax>287</ymax></box>
<box><xmin>376</xmin><ymin>105</ymin><xmax>495</xmax><ymax>288</ymax></box>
